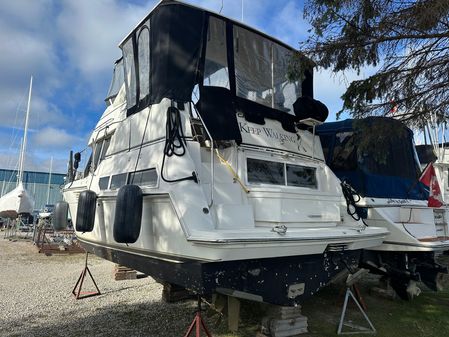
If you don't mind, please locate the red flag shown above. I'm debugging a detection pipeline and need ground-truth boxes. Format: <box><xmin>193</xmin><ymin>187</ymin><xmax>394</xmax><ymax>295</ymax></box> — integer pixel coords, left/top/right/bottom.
<box><xmin>390</xmin><ymin>99</ymin><xmax>398</xmax><ymax>114</ymax></box>
<box><xmin>419</xmin><ymin>163</ymin><xmax>443</xmax><ymax>207</ymax></box>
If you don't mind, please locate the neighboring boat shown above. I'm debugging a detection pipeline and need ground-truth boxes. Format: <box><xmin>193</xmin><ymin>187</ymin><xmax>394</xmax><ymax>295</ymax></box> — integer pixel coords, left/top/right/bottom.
<box><xmin>317</xmin><ymin>117</ymin><xmax>449</xmax><ymax>299</ymax></box>
<box><xmin>59</xmin><ymin>0</ymin><xmax>388</xmax><ymax>306</ymax></box>
<box><xmin>0</xmin><ymin>77</ymin><xmax>35</xmax><ymax>219</ymax></box>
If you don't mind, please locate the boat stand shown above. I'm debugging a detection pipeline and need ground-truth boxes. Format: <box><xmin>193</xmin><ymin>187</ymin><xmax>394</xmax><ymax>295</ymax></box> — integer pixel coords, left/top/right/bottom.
<box><xmin>337</xmin><ymin>287</ymin><xmax>376</xmax><ymax>335</ymax></box>
<box><xmin>72</xmin><ymin>252</ymin><xmax>101</xmax><ymax>300</ymax></box>
<box><xmin>183</xmin><ymin>296</ymin><xmax>213</xmax><ymax>337</ymax></box>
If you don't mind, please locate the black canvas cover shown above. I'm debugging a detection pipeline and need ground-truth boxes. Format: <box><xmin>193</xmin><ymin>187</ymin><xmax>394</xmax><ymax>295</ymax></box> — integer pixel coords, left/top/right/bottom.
<box><xmin>196</xmin><ymin>86</ymin><xmax>242</xmax><ymax>143</ymax></box>
<box><xmin>293</xmin><ymin>96</ymin><xmax>329</xmax><ymax>122</ymax></box>
<box><xmin>149</xmin><ymin>4</ymin><xmax>205</xmax><ymax>105</ymax></box>
<box><xmin>236</xmin><ymin>97</ymin><xmax>297</xmax><ymax>133</ymax></box>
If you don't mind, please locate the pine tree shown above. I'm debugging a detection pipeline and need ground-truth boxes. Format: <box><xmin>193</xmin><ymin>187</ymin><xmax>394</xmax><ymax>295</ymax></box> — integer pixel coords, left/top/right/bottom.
<box><xmin>301</xmin><ymin>0</ymin><xmax>449</xmax><ymax>126</ymax></box>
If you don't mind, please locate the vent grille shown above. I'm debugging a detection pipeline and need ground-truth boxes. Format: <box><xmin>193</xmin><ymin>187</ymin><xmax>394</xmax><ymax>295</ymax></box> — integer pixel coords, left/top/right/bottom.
<box><xmin>326</xmin><ymin>243</ymin><xmax>349</xmax><ymax>252</ymax></box>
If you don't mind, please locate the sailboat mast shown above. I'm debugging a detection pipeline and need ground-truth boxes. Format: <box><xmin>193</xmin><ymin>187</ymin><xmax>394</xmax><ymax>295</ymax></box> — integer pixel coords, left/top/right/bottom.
<box><xmin>18</xmin><ymin>76</ymin><xmax>32</xmax><ymax>185</ymax></box>
<box><xmin>46</xmin><ymin>156</ymin><xmax>53</xmax><ymax>204</ymax></box>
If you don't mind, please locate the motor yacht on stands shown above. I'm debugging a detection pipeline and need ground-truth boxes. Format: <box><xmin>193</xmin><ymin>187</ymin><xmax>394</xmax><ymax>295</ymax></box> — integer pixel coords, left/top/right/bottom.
<box><xmin>317</xmin><ymin>117</ymin><xmax>449</xmax><ymax>299</ymax></box>
<box><xmin>59</xmin><ymin>0</ymin><xmax>388</xmax><ymax>306</ymax></box>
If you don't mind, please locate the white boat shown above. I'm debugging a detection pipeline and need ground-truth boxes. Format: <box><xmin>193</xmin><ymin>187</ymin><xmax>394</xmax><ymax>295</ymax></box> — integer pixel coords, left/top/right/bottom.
<box><xmin>0</xmin><ymin>77</ymin><xmax>35</xmax><ymax>219</ymax></box>
<box><xmin>317</xmin><ymin>117</ymin><xmax>449</xmax><ymax>299</ymax></box>
<box><xmin>59</xmin><ymin>0</ymin><xmax>387</xmax><ymax>306</ymax></box>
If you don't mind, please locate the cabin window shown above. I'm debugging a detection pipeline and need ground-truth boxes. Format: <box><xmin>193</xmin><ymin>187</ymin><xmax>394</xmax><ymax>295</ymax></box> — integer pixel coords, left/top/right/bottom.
<box><xmin>247</xmin><ymin>158</ymin><xmax>317</xmax><ymax>188</ymax></box>
<box><xmin>123</xmin><ymin>38</ymin><xmax>137</xmax><ymax>110</ymax></box>
<box><xmin>138</xmin><ymin>23</ymin><xmax>150</xmax><ymax>102</ymax></box>
<box><xmin>99</xmin><ymin>176</ymin><xmax>110</xmax><ymax>190</ymax></box>
<box><xmin>128</xmin><ymin>168</ymin><xmax>158</xmax><ymax>187</ymax></box>
<box><xmin>247</xmin><ymin>158</ymin><xmax>284</xmax><ymax>185</ymax></box>
<box><xmin>203</xmin><ymin>17</ymin><xmax>229</xmax><ymax>89</ymax></box>
<box><xmin>286</xmin><ymin>164</ymin><xmax>317</xmax><ymax>188</ymax></box>
<box><xmin>110</xmin><ymin>173</ymin><xmax>127</xmax><ymax>190</ymax></box>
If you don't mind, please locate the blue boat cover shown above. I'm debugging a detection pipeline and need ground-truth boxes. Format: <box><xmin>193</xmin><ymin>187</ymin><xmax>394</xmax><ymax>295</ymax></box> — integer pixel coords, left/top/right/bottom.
<box><xmin>316</xmin><ymin>117</ymin><xmax>428</xmax><ymax>200</ymax></box>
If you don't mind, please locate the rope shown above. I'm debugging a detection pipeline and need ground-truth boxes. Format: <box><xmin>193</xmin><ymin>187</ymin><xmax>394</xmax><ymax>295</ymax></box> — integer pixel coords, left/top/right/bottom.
<box><xmin>215</xmin><ymin>149</ymin><xmax>250</xmax><ymax>194</ymax></box>
<box><xmin>161</xmin><ymin>103</ymin><xmax>198</xmax><ymax>183</ymax></box>
<box><xmin>341</xmin><ymin>180</ymin><xmax>362</xmax><ymax>221</ymax></box>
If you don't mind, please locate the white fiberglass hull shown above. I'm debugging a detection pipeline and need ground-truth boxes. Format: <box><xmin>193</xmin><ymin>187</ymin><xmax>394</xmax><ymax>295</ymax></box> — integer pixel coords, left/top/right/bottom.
<box><xmin>0</xmin><ymin>183</ymin><xmax>34</xmax><ymax>218</ymax></box>
<box><xmin>360</xmin><ymin>199</ymin><xmax>449</xmax><ymax>252</ymax></box>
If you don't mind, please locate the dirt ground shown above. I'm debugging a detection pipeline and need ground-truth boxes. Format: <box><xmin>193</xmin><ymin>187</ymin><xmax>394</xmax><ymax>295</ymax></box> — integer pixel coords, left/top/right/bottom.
<box><xmin>1</xmin><ymin>235</ymin><xmax>449</xmax><ymax>337</ymax></box>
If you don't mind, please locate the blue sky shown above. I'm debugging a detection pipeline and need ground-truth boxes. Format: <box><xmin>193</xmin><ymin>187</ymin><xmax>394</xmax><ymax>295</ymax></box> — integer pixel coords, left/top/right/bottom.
<box><xmin>0</xmin><ymin>0</ymin><xmax>370</xmax><ymax>174</ymax></box>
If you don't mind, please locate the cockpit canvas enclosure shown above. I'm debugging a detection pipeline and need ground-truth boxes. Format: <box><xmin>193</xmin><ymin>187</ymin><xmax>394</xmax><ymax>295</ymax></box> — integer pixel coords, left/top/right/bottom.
<box><xmin>120</xmin><ymin>0</ymin><xmax>318</xmax><ymax>138</ymax></box>
<box><xmin>317</xmin><ymin>117</ymin><xmax>428</xmax><ymax>200</ymax></box>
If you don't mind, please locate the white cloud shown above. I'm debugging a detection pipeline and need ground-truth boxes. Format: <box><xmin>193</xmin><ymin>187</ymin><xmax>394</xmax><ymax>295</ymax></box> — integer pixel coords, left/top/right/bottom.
<box><xmin>56</xmin><ymin>0</ymin><xmax>155</xmax><ymax>77</ymax></box>
<box><xmin>31</xmin><ymin>127</ymin><xmax>84</xmax><ymax>150</ymax></box>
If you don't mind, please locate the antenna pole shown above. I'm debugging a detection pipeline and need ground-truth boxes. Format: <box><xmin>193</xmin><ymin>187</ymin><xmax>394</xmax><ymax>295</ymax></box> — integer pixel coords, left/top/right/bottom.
<box><xmin>241</xmin><ymin>0</ymin><xmax>244</xmax><ymax>21</ymax></box>
<box><xmin>18</xmin><ymin>76</ymin><xmax>33</xmax><ymax>184</ymax></box>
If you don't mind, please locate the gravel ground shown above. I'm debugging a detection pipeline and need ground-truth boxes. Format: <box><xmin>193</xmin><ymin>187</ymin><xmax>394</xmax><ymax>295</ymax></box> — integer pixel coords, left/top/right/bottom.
<box><xmin>0</xmin><ymin>236</ymin><xmax>225</xmax><ymax>337</ymax></box>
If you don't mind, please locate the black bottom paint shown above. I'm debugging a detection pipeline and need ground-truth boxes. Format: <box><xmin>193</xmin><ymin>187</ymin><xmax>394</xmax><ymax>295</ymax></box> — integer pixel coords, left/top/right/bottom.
<box><xmin>360</xmin><ymin>250</ymin><xmax>448</xmax><ymax>300</ymax></box>
<box><xmin>81</xmin><ymin>242</ymin><xmax>360</xmax><ymax>306</ymax></box>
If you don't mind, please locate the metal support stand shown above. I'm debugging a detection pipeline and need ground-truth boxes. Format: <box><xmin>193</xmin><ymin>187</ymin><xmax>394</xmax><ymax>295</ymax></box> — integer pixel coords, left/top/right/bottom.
<box><xmin>183</xmin><ymin>296</ymin><xmax>213</xmax><ymax>337</ymax></box>
<box><xmin>72</xmin><ymin>253</ymin><xmax>101</xmax><ymax>300</ymax></box>
<box><xmin>337</xmin><ymin>287</ymin><xmax>376</xmax><ymax>335</ymax></box>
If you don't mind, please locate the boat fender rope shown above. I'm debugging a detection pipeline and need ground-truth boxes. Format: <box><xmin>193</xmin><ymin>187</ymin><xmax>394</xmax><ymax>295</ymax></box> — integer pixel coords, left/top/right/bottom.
<box><xmin>161</xmin><ymin>104</ymin><xmax>198</xmax><ymax>184</ymax></box>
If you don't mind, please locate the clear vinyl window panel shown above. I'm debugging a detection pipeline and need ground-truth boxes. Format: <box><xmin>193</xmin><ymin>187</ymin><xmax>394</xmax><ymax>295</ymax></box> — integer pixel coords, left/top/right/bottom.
<box><xmin>286</xmin><ymin>164</ymin><xmax>317</xmax><ymax>188</ymax></box>
<box><xmin>234</xmin><ymin>27</ymin><xmax>301</xmax><ymax>113</ymax></box>
<box><xmin>106</xmin><ymin>59</ymin><xmax>125</xmax><ymax>100</ymax></box>
<box><xmin>123</xmin><ymin>38</ymin><xmax>137</xmax><ymax>110</ymax></box>
<box><xmin>234</xmin><ymin>27</ymin><xmax>273</xmax><ymax>108</ymax></box>
<box><xmin>247</xmin><ymin>158</ymin><xmax>284</xmax><ymax>185</ymax></box>
<box><xmin>98</xmin><ymin>176</ymin><xmax>110</xmax><ymax>190</ymax></box>
<box><xmin>128</xmin><ymin>168</ymin><xmax>158</xmax><ymax>187</ymax></box>
<box><xmin>137</xmin><ymin>23</ymin><xmax>150</xmax><ymax>101</ymax></box>
<box><xmin>203</xmin><ymin>17</ymin><xmax>229</xmax><ymax>89</ymax></box>
<box><xmin>110</xmin><ymin>173</ymin><xmax>128</xmax><ymax>190</ymax></box>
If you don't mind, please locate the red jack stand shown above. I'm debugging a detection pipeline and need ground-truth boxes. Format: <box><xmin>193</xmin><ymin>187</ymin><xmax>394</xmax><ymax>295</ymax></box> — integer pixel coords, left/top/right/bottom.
<box><xmin>72</xmin><ymin>252</ymin><xmax>101</xmax><ymax>299</ymax></box>
<box><xmin>183</xmin><ymin>296</ymin><xmax>213</xmax><ymax>337</ymax></box>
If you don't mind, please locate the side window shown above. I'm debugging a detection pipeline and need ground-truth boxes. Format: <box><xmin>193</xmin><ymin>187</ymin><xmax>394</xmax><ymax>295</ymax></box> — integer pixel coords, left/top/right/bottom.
<box><xmin>100</xmin><ymin>137</ymin><xmax>111</xmax><ymax>160</ymax></box>
<box><xmin>99</xmin><ymin>176</ymin><xmax>110</xmax><ymax>190</ymax></box>
<box><xmin>93</xmin><ymin>136</ymin><xmax>112</xmax><ymax>171</ymax></box>
<box><xmin>203</xmin><ymin>17</ymin><xmax>229</xmax><ymax>89</ymax></box>
<box><xmin>110</xmin><ymin>173</ymin><xmax>127</xmax><ymax>190</ymax></box>
<box><xmin>129</xmin><ymin>168</ymin><xmax>158</xmax><ymax>187</ymax></box>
